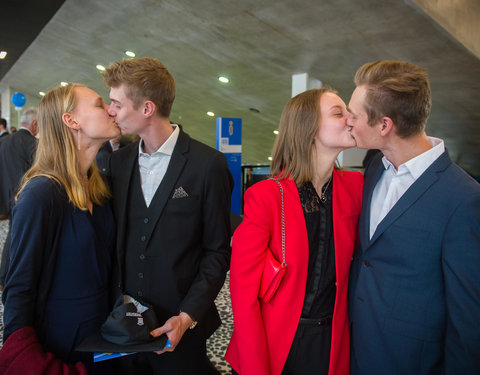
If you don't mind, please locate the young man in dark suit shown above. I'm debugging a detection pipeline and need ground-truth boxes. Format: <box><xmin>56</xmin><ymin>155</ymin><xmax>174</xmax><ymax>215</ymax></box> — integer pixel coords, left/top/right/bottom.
<box><xmin>0</xmin><ymin>108</ymin><xmax>38</xmax><ymax>289</ymax></box>
<box><xmin>0</xmin><ymin>118</ymin><xmax>9</xmax><ymax>138</ymax></box>
<box><xmin>103</xmin><ymin>57</ymin><xmax>233</xmax><ymax>374</ymax></box>
<box><xmin>347</xmin><ymin>60</ymin><xmax>480</xmax><ymax>374</ymax></box>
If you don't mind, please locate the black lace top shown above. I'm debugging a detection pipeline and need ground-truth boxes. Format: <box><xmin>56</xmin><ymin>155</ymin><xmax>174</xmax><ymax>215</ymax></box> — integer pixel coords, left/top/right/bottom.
<box><xmin>297</xmin><ymin>180</ymin><xmax>336</xmax><ymax>319</ymax></box>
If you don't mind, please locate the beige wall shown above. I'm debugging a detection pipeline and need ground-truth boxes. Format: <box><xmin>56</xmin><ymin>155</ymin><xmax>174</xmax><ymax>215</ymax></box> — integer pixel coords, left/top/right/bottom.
<box><xmin>413</xmin><ymin>0</ymin><xmax>480</xmax><ymax>58</ymax></box>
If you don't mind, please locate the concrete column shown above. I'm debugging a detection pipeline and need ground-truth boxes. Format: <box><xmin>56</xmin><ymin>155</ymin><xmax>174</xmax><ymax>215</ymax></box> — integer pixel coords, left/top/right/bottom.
<box><xmin>291</xmin><ymin>73</ymin><xmax>322</xmax><ymax>97</ymax></box>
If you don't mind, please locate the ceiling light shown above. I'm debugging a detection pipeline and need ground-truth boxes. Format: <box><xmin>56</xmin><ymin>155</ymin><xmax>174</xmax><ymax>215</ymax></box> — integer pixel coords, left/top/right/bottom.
<box><xmin>273</xmin><ymin>130</ymin><xmax>279</xmax><ymax>135</ymax></box>
<box><xmin>218</xmin><ymin>76</ymin><xmax>229</xmax><ymax>83</ymax></box>
<box><xmin>60</xmin><ymin>82</ymin><xmax>68</xmax><ymax>86</ymax></box>
<box><xmin>39</xmin><ymin>91</ymin><xmax>45</xmax><ymax>96</ymax></box>
<box><xmin>96</xmin><ymin>64</ymin><xmax>105</xmax><ymax>71</ymax></box>
<box><xmin>207</xmin><ymin>111</ymin><xmax>215</xmax><ymax>117</ymax></box>
<box><xmin>268</xmin><ymin>157</ymin><xmax>273</xmax><ymax>161</ymax></box>
<box><xmin>0</xmin><ymin>51</ymin><xmax>7</xmax><ymax>59</ymax></box>
<box><xmin>125</xmin><ymin>51</ymin><xmax>135</xmax><ymax>57</ymax></box>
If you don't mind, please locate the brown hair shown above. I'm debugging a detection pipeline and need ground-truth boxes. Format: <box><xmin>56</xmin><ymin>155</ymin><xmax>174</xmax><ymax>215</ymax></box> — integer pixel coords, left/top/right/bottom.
<box><xmin>271</xmin><ymin>88</ymin><xmax>336</xmax><ymax>185</ymax></box>
<box><xmin>354</xmin><ymin>60</ymin><xmax>432</xmax><ymax>138</ymax></box>
<box><xmin>103</xmin><ymin>57</ymin><xmax>176</xmax><ymax>117</ymax></box>
<box><xmin>17</xmin><ymin>84</ymin><xmax>111</xmax><ymax>209</ymax></box>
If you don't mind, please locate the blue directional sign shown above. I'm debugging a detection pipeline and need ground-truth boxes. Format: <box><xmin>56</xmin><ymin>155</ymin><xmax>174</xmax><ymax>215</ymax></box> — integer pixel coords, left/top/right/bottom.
<box><xmin>216</xmin><ymin>117</ymin><xmax>242</xmax><ymax>215</ymax></box>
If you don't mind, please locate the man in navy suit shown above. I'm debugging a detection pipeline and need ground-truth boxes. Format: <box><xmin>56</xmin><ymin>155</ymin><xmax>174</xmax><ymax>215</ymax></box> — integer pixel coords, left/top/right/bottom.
<box><xmin>347</xmin><ymin>60</ymin><xmax>480</xmax><ymax>374</ymax></box>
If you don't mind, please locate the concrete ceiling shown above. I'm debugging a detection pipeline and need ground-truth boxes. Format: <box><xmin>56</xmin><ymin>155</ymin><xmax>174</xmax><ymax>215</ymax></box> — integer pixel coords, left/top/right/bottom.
<box><xmin>1</xmin><ymin>0</ymin><xmax>479</xmax><ymax>175</ymax></box>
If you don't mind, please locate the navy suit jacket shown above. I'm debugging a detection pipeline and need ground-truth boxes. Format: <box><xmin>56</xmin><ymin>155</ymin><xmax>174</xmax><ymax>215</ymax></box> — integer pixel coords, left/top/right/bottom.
<box><xmin>349</xmin><ymin>151</ymin><xmax>480</xmax><ymax>374</ymax></box>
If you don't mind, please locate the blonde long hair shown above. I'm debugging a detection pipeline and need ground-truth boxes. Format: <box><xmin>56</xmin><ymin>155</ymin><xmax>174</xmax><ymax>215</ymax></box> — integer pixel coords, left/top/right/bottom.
<box><xmin>17</xmin><ymin>84</ymin><xmax>111</xmax><ymax>209</ymax></box>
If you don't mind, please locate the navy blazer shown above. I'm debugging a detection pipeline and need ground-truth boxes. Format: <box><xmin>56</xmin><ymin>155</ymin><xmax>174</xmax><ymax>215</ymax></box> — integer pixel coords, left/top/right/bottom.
<box><xmin>349</xmin><ymin>151</ymin><xmax>480</xmax><ymax>374</ymax></box>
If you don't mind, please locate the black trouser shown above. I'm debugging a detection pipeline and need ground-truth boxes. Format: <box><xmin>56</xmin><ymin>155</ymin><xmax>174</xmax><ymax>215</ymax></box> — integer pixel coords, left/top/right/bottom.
<box><xmin>112</xmin><ymin>332</ymin><xmax>219</xmax><ymax>375</ymax></box>
<box><xmin>232</xmin><ymin>321</ymin><xmax>332</xmax><ymax>375</ymax></box>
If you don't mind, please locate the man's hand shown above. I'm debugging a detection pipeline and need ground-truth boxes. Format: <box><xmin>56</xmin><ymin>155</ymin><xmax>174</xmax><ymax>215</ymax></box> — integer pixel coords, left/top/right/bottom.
<box><xmin>150</xmin><ymin>312</ymin><xmax>193</xmax><ymax>354</ymax></box>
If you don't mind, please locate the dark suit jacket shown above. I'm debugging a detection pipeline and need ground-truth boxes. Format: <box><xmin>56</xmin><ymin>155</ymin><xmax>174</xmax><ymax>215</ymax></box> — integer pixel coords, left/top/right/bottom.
<box><xmin>0</xmin><ymin>128</ymin><xmax>37</xmax><ymax>215</ymax></box>
<box><xmin>349</xmin><ymin>151</ymin><xmax>480</xmax><ymax>374</ymax></box>
<box><xmin>110</xmin><ymin>128</ymin><xmax>233</xmax><ymax>340</ymax></box>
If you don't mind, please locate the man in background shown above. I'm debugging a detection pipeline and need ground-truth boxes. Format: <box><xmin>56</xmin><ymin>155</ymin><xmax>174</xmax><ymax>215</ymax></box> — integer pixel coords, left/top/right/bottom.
<box><xmin>0</xmin><ymin>108</ymin><xmax>38</xmax><ymax>290</ymax></box>
<box><xmin>0</xmin><ymin>118</ymin><xmax>8</xmax><ymax>138</ymax></box>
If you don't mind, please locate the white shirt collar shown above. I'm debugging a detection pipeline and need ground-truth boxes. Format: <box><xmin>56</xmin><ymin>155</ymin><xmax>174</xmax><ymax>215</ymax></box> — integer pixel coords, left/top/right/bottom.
<box><xmin>381</xmin><ymin>136</ymin><xmax>445</xmax><ymax>180</ymax></box>
<box><xmin>138</xmin><ymin>124</ymin><xmax>179</xmax><ymax>157</ymax></box>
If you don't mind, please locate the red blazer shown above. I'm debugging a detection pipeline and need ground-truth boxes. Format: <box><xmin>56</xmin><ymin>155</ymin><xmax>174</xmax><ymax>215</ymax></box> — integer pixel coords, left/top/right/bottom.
<box><xmin>0</xmin><ymin>327</ymin><xmax>87</xmax><ymax>375</ymax></box>
<box><xmin>226</xmin><ymin>170</ymin><xmax>363</xmax><ymax>375</ymax></box>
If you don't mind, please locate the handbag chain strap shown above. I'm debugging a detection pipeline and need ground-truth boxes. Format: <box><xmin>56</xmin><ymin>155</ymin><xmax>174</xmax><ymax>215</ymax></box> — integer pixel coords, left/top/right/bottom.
<box><xmin>270</xmin><ymin>178</ymin><xmax>286</xmax><ymax>267</ymax></box>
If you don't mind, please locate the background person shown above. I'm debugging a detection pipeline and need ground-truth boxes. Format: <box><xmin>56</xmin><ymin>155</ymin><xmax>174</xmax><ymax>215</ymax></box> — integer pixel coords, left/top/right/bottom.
<box><xmin>226</xmin><ymin>88</ymin><xmax>363</xmax><ymax>375</ymax></box>
<box><xmin>1</xmin><ymin>84</ymin><xmax>120</xmax><ymax>374</ymax></box>
<box><xmin>0</xmin><ymin>108</ymin><xmax>38</xmax><ymax>290</ymax></box>
<box><xmin>347</xmin><ymin>60</ymin><xmax>480</xmax><ymax>374</ymax></box>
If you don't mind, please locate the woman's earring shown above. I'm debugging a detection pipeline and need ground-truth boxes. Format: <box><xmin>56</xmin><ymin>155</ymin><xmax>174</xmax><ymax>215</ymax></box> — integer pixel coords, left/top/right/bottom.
<box><xmin>77</xmin><ymin>128</ymin><xmax>81</xmax><ymax>150</ymax></box>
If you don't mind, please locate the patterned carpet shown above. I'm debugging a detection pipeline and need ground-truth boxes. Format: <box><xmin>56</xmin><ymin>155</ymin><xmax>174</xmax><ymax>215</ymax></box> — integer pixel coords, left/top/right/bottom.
<box><xmin>0</xmin><ymin>220</ymin><xmax>234</xmax><ymax>374</ymax></box>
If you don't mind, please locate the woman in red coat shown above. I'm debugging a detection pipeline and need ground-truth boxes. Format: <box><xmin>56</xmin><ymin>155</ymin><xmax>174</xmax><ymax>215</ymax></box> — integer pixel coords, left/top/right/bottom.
<box><xmin>226</xmin><ymin>88</ymin><xmax>363</xmax><ymax>375</ymax></box>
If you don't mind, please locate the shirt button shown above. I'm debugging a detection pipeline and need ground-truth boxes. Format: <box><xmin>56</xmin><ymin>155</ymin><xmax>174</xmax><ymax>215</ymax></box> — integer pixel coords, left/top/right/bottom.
<box><xmin>363</xmin><ymin>260</ymin><xmax>371</xmax><ymax>267</ymax></box>
<box><xmin>141</xmin><ymin>235</ymin><xmax>146</xmax><ymax>241</ymax></box>
<box><xmin>144</xmin><ymin>218</ymin><xmax>149</xmax><ymax>224</ymax></box>
<box><xmin>139</xmin><ymin>254</ymin><xmax>145</xmax><ymax>260</ymax></box>
<box><xmin>138</xmin><ymin>273</ymin><xmax>144</xmax><ymax>279</ymax></box>
<box><xmin>138</xmin><ymin>291</ymin><xmax>143</xmax><ymax>297</ymax></box>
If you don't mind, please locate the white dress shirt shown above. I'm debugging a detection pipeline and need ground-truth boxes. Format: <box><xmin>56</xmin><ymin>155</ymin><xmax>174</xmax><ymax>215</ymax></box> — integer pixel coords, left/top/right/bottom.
<box><xmin>138</xmin><ymin>125</ymin><xmax>179</xmax><ymax>207</ymax></box>
<box><xmin>369</xmin><ymin>137</ymin><xmax>445</xmax><ymax>239</ymax></box>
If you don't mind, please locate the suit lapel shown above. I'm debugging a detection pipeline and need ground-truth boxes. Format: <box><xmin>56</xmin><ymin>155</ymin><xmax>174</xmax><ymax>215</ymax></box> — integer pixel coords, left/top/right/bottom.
<box><xmin>368</xmin><ymin>151</ymin><xmax>451</xmax><ymax>247</ymax></box>
<box><xmin>114</xmin><ymin>143</ymin><xmax>138</xmax><ymax>254</ymax></box>
<box><xmin>359</xmin><ymin>161</ymin><xmax>384</xmax><ymax>250</ymax></box>
<box><xmin>147</xmin><ymin>129</ymin><xmax>189</xmax><ymax>226</ymax></box>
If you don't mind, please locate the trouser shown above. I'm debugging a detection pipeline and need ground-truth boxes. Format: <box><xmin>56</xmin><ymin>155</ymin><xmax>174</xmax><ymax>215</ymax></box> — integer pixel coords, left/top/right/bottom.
<box><xmin>112</xmin><ymin>332</ymin><xmax>219</xmax><ymax>375</ymax></box>
<box><xmin>232</xmin><ymin>320</ymin><xmax>332</xmax><ymax>375</ymax></box>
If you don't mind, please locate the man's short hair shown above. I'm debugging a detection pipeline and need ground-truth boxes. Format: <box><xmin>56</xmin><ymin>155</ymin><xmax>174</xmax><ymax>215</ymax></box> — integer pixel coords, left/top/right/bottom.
<box><xmin>103</xmin><ymin>57</ymin><xmax>176</xmax><ymax>118</ymax></box>
<box><xmin>354</xmin><ymin>60</ymin><xmax>432</xmax><ymax>138</ymax></box>
<box><xmin>0</xmin><ymin>118</ymin><xmax>7</xmax><ymax>130</ymax></box>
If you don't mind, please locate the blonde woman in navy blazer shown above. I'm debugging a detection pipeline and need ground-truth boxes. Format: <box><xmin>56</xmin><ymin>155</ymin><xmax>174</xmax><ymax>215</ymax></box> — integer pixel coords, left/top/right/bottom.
<box><xmin>226</xmin><ymin>88</ymin><xmax>363</xmax><ymax>375</ymax></box>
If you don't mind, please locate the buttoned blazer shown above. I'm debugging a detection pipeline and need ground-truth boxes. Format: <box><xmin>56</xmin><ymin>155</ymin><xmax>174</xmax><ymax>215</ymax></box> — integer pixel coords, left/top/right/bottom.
<box><xmin>349</xmin><ymin>151</ymin><xmax>480</xmax><ymax>374</ymax></box>
<box><xmin>109</xmin><ymin>128</ymin><xmax>233</xmax><ymax>339</ymax></box>
<box><xmin>226</xmin><ymin>169</ymin><xmax>363</xmax><ymax>375</ymax></box>
<box><xmin>0</xmin><ymin>129</ymin><xmax>37</xmax><ymax>215</ymax></box>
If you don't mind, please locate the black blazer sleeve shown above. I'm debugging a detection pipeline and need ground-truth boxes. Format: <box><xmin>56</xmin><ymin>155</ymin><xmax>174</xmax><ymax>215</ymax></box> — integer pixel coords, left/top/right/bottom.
<box><xmin>179</xmin><ymin>152</ymin><xmax>233</xmax><ymax>321</ymax></box>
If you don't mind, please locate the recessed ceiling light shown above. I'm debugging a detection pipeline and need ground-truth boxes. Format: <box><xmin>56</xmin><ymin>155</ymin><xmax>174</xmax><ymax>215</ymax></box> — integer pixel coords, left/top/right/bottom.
<box><xmin>60</xmin><ymin>82</ymin><xmax>68</xmax><ymax>86</ymax></box>
<box><xmin>273</xmin><ymin>130</ymin><xmax>279</xmax><ymax>135</ymax></box>
<box><xmin>207</xmin><ymin>111</ymin><xmax>215</xmax><ymax>117</ymax></box>
<box><xmin>268</xmin><ymin>157</ymin><xmax>273</xmax><ymax>161</ymax></box>
<box><xmin>0</xmin><ymin>51</ymin><xmax>7</xmax><ymax>59</ymax></box>
<box><xmin>39</xmin><ymin>91</ymin><xmax>45</xmax><ymax>96</ymax></box>
<box><xmin>125</xmin><ymin>51</ymin><xmax>136</xmax><ymax>57</ymax></box>
<box><xmin>96</xmin><ymin>64</ymin><xmax>106</xmax><ymax>71</ymax></box>
<box><xmin>218</xmin><ymin>76</ymin><xmax>229</xmax><ymax>83</ymax></box>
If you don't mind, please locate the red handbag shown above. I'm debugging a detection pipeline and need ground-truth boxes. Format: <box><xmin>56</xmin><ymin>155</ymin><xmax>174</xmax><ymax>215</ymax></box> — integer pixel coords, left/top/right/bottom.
<box><xmin>258</xmin><ymin>179</ymin><xmax>287</xmax><ymax>304</ymax></box>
